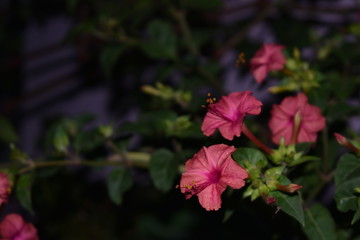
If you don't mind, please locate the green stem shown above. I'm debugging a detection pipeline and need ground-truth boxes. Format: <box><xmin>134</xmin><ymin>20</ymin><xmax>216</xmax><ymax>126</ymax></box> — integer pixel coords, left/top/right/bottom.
<box><xmin>322</xmin><ymin>125</ymin><xmax>329</xmax><ymax>172</ymax></box>
<box><xmin>170</xmin><ymin>7</ymin><xmax>224</xmax><ymax>94</ymax></box>
<box><xmin>18</xmin><ymin>152</ymin><xmax>151</xmax><ymax>175</ymax></box>
<box><xmin>169</xmin><ymin>7</ymin><xmax>199</xmax><ymax>56</ymax></box>
<box><xmin>304</xmin><ymin>171</ymin><xmax>334</xmax><ymax>205</ymax></box>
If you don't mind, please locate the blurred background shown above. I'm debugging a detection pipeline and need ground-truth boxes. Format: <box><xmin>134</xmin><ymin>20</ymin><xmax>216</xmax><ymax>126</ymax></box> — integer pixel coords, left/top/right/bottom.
<box><xmin>1</xmin><ymin>0</ymin><xmax>360</xmax><ymax>239</ymax></box>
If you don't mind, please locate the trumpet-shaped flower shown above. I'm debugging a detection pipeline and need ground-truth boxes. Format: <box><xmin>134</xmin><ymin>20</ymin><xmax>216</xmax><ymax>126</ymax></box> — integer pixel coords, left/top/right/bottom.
<box><xmin>269</xmin><ymin>93</ymin><xmax>326</xmax><ymax>145</ymax></box>
<box><xmin>250</xmin><ymin>43</ymin><xmax>286</xmax><ymax>83</ymax></box>
<box><xmin>201</xmin><ymin>91</ymin><xmax>262</xmax><ymax>141</ymax></box>
<box><xmin>180</xmin><ymin>144</ymin><xmax>248</xmax><ymax>211</ymax></box>
<box><xmin>0</xmin><ymin>214</ymin><xmax>38</xmax><ymax>240</ymax></box>
<box><xmin>0</xmin><ymin>172</ymin><xmax>11</xmax><ymax>207</ymax></box>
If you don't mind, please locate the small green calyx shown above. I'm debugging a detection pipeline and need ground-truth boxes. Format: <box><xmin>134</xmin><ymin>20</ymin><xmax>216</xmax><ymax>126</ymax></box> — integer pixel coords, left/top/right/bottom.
<box><xmin>268</xmin><ymin>48</ymin><xmax>320</xmax><ymax>94</ymax></box>
<box><xmin>141</xmin><ymin>82</ymin><xmax>191</xmax><ymax>108</ymax></box>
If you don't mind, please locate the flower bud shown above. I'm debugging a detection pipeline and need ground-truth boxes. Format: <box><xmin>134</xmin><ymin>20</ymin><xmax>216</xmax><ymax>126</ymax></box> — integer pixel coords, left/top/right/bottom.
<box><xmin>334</xmin><ymin>133</ymin><xmax>360</xmax><ymax>154</ymax></box>
<box><xmin>261</xmin><ymin>193</ymin><xmax>276</xmax><ymax>205</ymax></box>
<box><xmin>276</xmin><ymin>183</ymin><xmax>302</xmax><ymax>193</ymax></box>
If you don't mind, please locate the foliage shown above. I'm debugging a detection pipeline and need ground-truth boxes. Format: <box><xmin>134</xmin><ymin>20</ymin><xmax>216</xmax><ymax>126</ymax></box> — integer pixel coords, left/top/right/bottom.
<box><xmin>1</xmin><ymin>0</ymin><xmax>360</xmax><ymax>239</ymax></box>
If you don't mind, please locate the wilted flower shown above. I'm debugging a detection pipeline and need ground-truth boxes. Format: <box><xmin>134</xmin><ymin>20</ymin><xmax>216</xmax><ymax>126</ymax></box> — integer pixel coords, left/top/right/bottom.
<box><xmin>0</xmin><ymin>214</ymin><xmax>38</xmax><ymax>240</ymax></box>
<box><xmin>180</xmin><ymin>144</ymin><xmax>248</xmax><ymax>211</ymax></box>
<box><xmin>201</xmin><ymin>91</ymin><xmax>262</xmax><ymax>141</ymax></box>
<box><xmin>250</xmin><ymin>43</ymin><xmax>286</xmax><ymax>83</ymax></box>
<box><xmin>269</xmin><ymin>93</ymin><xmax>326</xmax><ymax>145</ymax></box>
<box><xmin>0</xmin><ymin>172</ymin><xmax>11</xmax><ymax>207</ymax></box>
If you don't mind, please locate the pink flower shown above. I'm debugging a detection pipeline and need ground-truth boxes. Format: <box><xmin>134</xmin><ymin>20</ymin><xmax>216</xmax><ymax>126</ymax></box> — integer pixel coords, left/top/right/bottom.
<box><xmin>250</xmin><ymin>43</ymin><xmax>286</xmax><ymax>83</ymax></box>
<box><xmin>269</xmin><ymin>93</ymin><xmax>326</xmax><ymax>145</ymax></box>
<box><xmin>0</xmin><ymin>172</ymin><xmax>11</xmax><ymax>207</ymax></box>
<box><xmin>0</xmin><ymin>214</ymin><xmax>38</xmax><ymax>240</ymax></box>
<box><xmin>180</xmin><ymin>144</ymin><xmax>248</xmax><ymax>211</ymax></box>
<box><xmin>201</xmin><ymin>91</ymin><xmax>262</xmax><ymax>141</ymax></box>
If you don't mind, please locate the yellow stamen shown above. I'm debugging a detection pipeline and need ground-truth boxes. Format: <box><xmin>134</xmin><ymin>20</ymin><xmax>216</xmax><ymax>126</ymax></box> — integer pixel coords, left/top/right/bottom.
<box><xmin>236</xmin><ymin>52</ymin><xmax>246</xmax><ymax>67</ymax></box>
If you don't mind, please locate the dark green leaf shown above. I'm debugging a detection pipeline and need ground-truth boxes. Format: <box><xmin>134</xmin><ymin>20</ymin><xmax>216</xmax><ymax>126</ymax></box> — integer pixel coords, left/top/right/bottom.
<box><xmin>141</xmin><ymin>20</ymin><xmax>177</xmax><ymax>60</ymax></box>
<box><xmin>303</xmin><ymin>204</ymin><xmax>336</xmax><ymax>240</ymax></box>
<box><xmin>149</xmin><ymin>149</ymin><xmax>177</xmax><ymax>192</ymax></box>
<box><xmin>232</xmin><ymin>148</ymin><xmax>268</xmax><ymax>169</ymax></box>
<box><xmin>16</xmin><ymin>173</ymin><xmax>34</xmax><ymax>214</ymax></box>
<box><xmin>295</xmin><ymin>142</ymin><xmax>312</xmax><ymax>153</ymax></box>
<box><xmin>53</xmin><ymin>126</ymin><xmax>69</xmax><ymax>153</ymax></box>
<box><xmin>351</xmin><ymin>198</ymin><xmax>360</xmax><ymax>225</ymax></box>
<box><xmin>270</xmin><ymin>191</ymin><xmax>305</xmax><ymax>226</ymax></box>
<box><xmin>289</xmin><ymin>155</ymin><xmax>320</xmax><ymax>167</ymax></box>
<box><xmin>120</xmin><ymin>111</ymin><xmax>177</xmax><ymax>136</ymax></box>
<box><xmin>73</xmin><ymin>129</ymin><xmax>104</xmax><ymax>153</ymax></box>
<box><xmin>107</xmin><ymin>167</ymin><xmax>133</xmax><ymax>205</ymax></box>
<box><xmin>335</xmin><ymin>154</ymin><xmax>360</xmax><ymax>185</ymax></box>
<box><xmin>326</xmin><ymin>103</ymin><xmax>358</xmax><ymax>122</ymax></box>
<box><xmin>9</xmin><ymin>144</ymin><xmax>28</xmax><ymax>164</ymax></box>
<box><xmin>335</xmin><ymin>177</ymin><xmax>360</xmax><ymax>212</ymax></box>
<box><xmin>0</xmin><ymin>116</ymin><xmax>17</xmax><ymax>143</ymax></box>
<box><xmin>336</xmin><ymin>229</ymin><xmax>352</xmax><ymax>240</ymax></box>
<box><xmin>223</xmin><ymin>209</ymin><xmax>235</xmax><ymax>223</ymax></box>
<box><xmin>100</xmin><ymin>45</ymin><xmax>127</xmax><ymax>76</ymax></box>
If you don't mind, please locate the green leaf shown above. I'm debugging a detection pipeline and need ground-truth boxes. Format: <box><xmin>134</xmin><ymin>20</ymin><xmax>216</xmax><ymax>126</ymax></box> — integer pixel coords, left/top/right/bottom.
<box><xmin>326</xmin><ymin>103</ymin><xmax>358</xmax><ymax>122</ymax></box>
<box><xmin>335</xmin><ymin>154</ymin><xmax>360</xmax><ymax>185</ymax></box>
<box><xmin>16</xmin><ymin>173</ymin><xmax>34</xmax><ymax>214</ymax></box>
<box><xmin>73</xmin><ymin>129</ymin><xmax>103</xmax><ymax>153</ymax></box>
<box><xmin>107</xmin><ymin>167</ymin><xmax>133</xmax><ymax>205</ymax></box>
<box><xmin>336</xmin><ymin>229</ymin><xmax>352</xmax><ymax>240</ymax></box>
<box><xmin>9</xmin><ymin>144</ymin><xmax>28</xmax><ymax>164</ymax></box>
<box><xmin>53</xmin><ymin>126</ymin><xmax>69</xmax><ymax>153</ymax></box>
<box><xmin>100</xmin><ymin>44</ymin><xmax>127</xmax><ymax>76</ymax></box>
<box><xmin>141</xmin><ymin>20</ymin><xmax>177</xmax><ymax>60</ymax></box>
<box><xmin>289</xmin><ymin>155</ymin><xmax>320</xmax><ymax>167</ymax></box>
<box><xmin>232</xmin><ymin>148</ymin><xmax>268</xmax><ymax>169</ymax></box>
<box><xmin>335</xmin><ymin>177</ymin><xmax>360</xmax><ymax>212</ymax></box>
<box><xmin>0</xmin><ymin>116</ymin><xmax>17</xmax><ymax>143</ymax></box>
<box><xmin>270</xmin><ymin>191</ymin><xmax>305</xmax><ymax>226</ymax></box>
<box><xmin>303</xmin><ymin>204</ymin><xmax>336</xmax><ymax>240</ymax></box>
<box><xmin>351</xmin><ymin>198</ymin><xmax>360</xmax><ymax>225</ymax></box>
<box><xmin>149</xmin><ymin>149</ymin><xmax>177</xmax><ymax>192</ymax></box>
<box><xmin>295</xmin><ymin>142</ymin><xmax>312</xmax><ymax>153</ymax></box>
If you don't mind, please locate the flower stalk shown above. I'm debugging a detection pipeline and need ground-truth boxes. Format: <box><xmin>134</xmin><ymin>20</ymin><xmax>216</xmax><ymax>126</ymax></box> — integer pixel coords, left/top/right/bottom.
<box><xmin>242</xmin><ymin>124</ymin><xmax>273</xmax><ymax>154</ymax></box>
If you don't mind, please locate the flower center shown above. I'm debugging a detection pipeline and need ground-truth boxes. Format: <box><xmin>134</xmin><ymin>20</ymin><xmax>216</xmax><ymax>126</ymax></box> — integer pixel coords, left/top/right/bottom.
<box><xmin>207</xmin><ymin>169</ymin><xmax>221</xmax><ymax>184</ymax></box>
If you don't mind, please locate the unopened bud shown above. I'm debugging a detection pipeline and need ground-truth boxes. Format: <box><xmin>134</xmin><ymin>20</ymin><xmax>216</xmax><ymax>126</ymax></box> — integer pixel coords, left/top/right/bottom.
<box><xmin>261</xmin><ymin>193</ymin><xmax>276</xmax><ymax>205</ymax></box>
<box><xmin>276</xmin><ymin>184</ymin><xmax>302</xmax><ymax>193</ymax></box>
<box><xmin>334</xmin><ymin>133</ymin><xmax>360</xmax><ymax>154</ymax></box>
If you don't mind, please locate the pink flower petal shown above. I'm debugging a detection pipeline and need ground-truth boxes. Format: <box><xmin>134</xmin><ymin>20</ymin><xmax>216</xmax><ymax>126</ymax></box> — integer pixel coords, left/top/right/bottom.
<box><xmin>180</xmin><ymin>144</ymin><xmax>248</xmax><ymax>211</ymax></box>
<box><xmin>220</xmin><ymin>160</ymin><xmax>248</xmax><ymax>189</ymax></box>
<box><xmin>0</xmin><ymin>214</ymin><xmax>38</xmax><ymax>240</ymax></box>
<box><xmin>269</xmin><ymin>93</ymin><xmax>326</xmax><ymax>145</ymax></box>
<box><xmin>201</xmin><ymin>91</ymin><xmax>262</xmax><ymax>140</ymax></box>
<box><xmin>197</xmin><ymin>183</ymin><xmax>226</xmax><ymax>211</ymax></box>
<box><xmin>250</xmin><ymin>43</ymin><xmax>286</xmax><ymax>83</ymax></box>
<box><xmin>251</xmin><ymin>65</ymin><xmax>268</xmax><ymax>83</ymax></box>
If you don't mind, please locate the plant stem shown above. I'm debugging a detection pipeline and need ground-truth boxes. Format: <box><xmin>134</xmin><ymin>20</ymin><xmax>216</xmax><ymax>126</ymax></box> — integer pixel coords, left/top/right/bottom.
<box><xmin>214</xmin><ymin>1</ymin><xmax>274</xmax><ymax>58</ymax></box>
<box><xmin>170</xmin><ymin>6</ymin><xmax>224</xmax><ymax>94</ymax></box>
<box><xmin>242</xmin><ymin>124</ymin><xmax>273</xmax><ymax>154</ymax></box>
<box><xmin>18</xmin><ymin>152</ymin><xmax>151</xmax><ymax>175</ymax></box>
<box><xmin>169</xmin><ymin>7</ymin><xmax>199</xmax><ymax>57</ymax></box>
<box><xmin>322</xmin><ymin>125</ymin><xmax>329</xmax><ymax>172</ymax></box>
